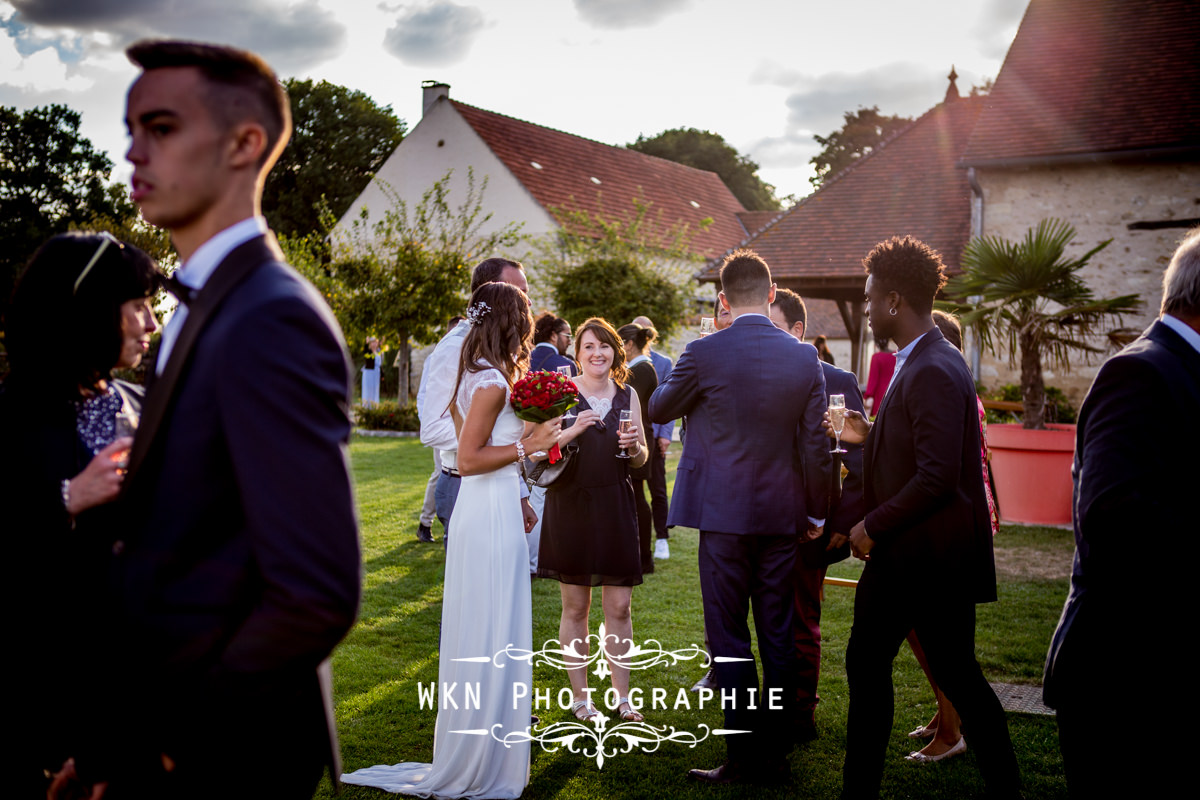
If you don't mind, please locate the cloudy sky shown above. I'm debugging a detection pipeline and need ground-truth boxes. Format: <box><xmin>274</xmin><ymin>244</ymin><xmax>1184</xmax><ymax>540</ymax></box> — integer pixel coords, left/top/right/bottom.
<box><xmin>1</xmin><ymin>0</ymin><xmax>1027</xmax><ymax>202</ymax></box>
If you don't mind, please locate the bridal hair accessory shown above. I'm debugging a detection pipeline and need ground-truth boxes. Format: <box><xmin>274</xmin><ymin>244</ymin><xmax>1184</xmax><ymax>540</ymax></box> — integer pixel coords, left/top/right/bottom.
<box><xmin>467</xmin><ymin>301</ymin><xmax>492</xmax><ymax>326</ymax></box>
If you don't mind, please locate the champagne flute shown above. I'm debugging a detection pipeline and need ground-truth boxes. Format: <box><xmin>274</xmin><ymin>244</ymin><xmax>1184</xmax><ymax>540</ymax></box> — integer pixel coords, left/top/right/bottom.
<box><xmin>829</xmin><ymin>394</ymin><xmax>847</xmax><ymax>454</ymax></box>
<box><xmin>616</xmin><ymin>409</ymin><xmax>633</xmax><ymax>459</ymax></box>
<box><xmin>699</xmin><ymin>317</ymin><xmax>715</xmax><ymax>337</ymax></box>
<box><xmin>113</xmin><ymin>409</ymin><xmax>139</xmax><ymax>469</ymax></box>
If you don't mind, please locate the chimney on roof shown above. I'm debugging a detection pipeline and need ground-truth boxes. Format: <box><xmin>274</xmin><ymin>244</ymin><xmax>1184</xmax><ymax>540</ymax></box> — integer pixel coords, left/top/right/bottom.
<box><xmin>945</xmin><ymin>66</ymin><xmax>960</xmax><ymax>102</ymax></box>
<box><xmin>422</xmin><ymin>80</ymin><xmax>449</xmax><ymax>117</ymax></box>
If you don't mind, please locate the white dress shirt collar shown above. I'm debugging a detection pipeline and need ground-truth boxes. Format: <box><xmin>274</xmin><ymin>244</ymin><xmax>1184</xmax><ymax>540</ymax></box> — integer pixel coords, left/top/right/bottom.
<box><xmin>1161</xmin><ymin>314</ymin><xmax>1200</xmax><ymax>355</ymax></box>
<box><xmin>176</xmin><ymin>216</ymin><xmax>268</xmax><ymax>290</ymax></box>
<box><xmin>157</xmin><ymin>216</ymin><xmax>268</xmax><ymax>373</ymax></box>
<box><xmin>890</xmin><ymin>330</ymin><xmax>928</xmax><ymax>384</ymax></box>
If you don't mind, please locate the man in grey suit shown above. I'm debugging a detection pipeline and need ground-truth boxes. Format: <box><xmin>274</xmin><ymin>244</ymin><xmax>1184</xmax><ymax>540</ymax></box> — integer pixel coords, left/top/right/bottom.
<box><xmin>650</xmin><ymin>249</ymin><xmax>830</xmax><ymax>784</ymax></box>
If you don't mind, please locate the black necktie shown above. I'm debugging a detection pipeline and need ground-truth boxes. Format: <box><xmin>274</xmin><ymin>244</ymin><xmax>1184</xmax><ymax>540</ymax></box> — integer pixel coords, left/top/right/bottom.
<box><xmin>164</xmin><ymin>274</ymin><xmax>195</xmax><ymax>306</ymax></box>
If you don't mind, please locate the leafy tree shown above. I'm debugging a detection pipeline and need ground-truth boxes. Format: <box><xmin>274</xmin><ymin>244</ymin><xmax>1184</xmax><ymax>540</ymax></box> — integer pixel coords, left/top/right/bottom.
<box><xmin>82</xmin><ymin>184</ymin><xmax>175</xmax><ymax>268</ymax></box>
<box><xmin>809</xmin><ymin>106</ymin><xmax>912</xmax><ymax>188</ymax></box>
<box><xmin>553</xmin><ymin>257</ymin><xmax>690</xmax><ymax>340</ymax></box>
<box><xmin>628</xmin><ymin>128</ymin><xmax>780</xmax><ymax>211</ymax></box>
<box><xmin>532</xmin><ymin>195</ymin><xmax>701</xmax><ymax>339</ymax></box>
<box><xmin>1</xmin><ymin>104</ymin><xmax>123</xmax><ymax>327</ymax></box>
<box><xmin>944</xmin><ymin>218</ymin><xmax>1141</xmax><ymax>429</ymax></box>
<box><xmin>283</xmin><ymin>169</ymin><xmax>522</xmax><ymax>399</ymax></box>
<box><xmin>263</xmin><ymin>78</ymin><xmax>407</xmax><ymax>238</ymax></box>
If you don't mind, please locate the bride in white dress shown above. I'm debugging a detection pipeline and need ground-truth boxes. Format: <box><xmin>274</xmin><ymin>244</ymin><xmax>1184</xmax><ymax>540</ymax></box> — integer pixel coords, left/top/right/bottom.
<box><xmin>343</xmin><ymin>282</ymin><xmax>561</xmax><ymax>798</ymax></box>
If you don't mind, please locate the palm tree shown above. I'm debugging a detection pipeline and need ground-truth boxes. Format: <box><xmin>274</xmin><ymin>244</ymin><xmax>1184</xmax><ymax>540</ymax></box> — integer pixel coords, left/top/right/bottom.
<box><xmin>946</xmin><ymin>218</ymin><xmax>1141</xmax><ymax>430</ymax></box>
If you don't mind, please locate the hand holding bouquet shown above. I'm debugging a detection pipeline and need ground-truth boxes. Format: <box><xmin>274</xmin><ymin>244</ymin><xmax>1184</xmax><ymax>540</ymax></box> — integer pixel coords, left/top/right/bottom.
<box><xmin>510</xmin><ymin>370</ymin><xmax>580</xmax><ymax>463</ymax></box>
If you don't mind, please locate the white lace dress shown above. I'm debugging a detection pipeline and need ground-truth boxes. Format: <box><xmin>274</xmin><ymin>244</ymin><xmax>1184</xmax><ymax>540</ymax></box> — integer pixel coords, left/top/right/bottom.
<box><xmin>343</xmin><ymin>366</ymin><xmax>532</xmax><ymax>797</ymax></box>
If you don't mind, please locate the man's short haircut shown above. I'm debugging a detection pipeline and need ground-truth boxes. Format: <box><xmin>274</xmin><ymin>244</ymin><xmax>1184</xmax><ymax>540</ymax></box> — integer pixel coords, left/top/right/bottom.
<box><xmin>126</xmin><ymin>40</ymin><xmax>291</xmax><ymax>170</ymax></box>
<box><xmin>931</xmin><ymin>309</ymin><xmax>964</xmax><ymax>352</ymax></box>
<box><xmin>471</xmin><ymin>258</ymin><xmax>523</xmax><ymax>293</ymax></box>
<box><xmin>533</xmin><ymin>311</ymin><xmax>566</xmax><ymax>344</ymax></box>
<box><xmin>862</xmin><ymin>236</ymin><xmax>947</xmax><ymax>315</ymax></box>
<box><xmin>771</xmin><ymin>287</ymin><xmax>807</xmax><ymax>331</ymax></box>
<box><xmin>1162</xmin><ymin>227</ymin><xmax>1200</xmax><ymax>318</ymax></box>
<box><xmin>719</xmin><ymin>249</ymin><xmax>772</xmax><ymax>307</ymax></box>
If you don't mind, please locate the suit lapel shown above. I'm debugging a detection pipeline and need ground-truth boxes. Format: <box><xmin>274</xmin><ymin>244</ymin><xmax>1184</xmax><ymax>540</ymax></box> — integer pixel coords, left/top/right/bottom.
<box><xmin>865</xmin><ymin>327</ymin><xmax>944</xmax><ymax>479</ymax></box>
<box><xmin>1149</xmin><ymin>320</ymin><xmax>1200</xmax><ymax>393</ymax></box>
<box><xmin>126</xmin><ymin>234</ymin><xmax>282</xmax><ymax>482</ymax></box>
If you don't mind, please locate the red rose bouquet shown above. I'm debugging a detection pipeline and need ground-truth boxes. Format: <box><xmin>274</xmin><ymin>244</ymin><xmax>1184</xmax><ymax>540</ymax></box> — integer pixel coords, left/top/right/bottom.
<box><xmin>510</xmin><ymin>370</ymin><xmax>579</xmax><ymax>463</ymax></box>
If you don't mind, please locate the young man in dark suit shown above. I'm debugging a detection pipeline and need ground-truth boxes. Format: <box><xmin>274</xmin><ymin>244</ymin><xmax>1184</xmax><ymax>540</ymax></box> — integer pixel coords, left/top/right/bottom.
<box><xmin>835</xmin><ymin>236</ymin><xmax>1019</xmax><ymax>800</ymax></box>
<box><xmin>650</xmin><ymin>250</ymin><xmax>830</xmax><ymax>784</ymax></box>
<box><xmin>1044</xmin><ymin>229</ymin><xmax>1200</xmax><ymax>799</ymax></box>
<box><xmin>769</xmin><ymin>287</ymin><xmax>865</xmax><ymax>743</ymax></box>
<box><xmin>55</xmin><ymin>41</ymin><xmax>361</xmax><ymax>799</ymax></box>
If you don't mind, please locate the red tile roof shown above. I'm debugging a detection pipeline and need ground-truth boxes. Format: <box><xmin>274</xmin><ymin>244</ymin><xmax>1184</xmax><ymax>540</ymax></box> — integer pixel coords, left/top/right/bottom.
<box><xmin>962</xmin><ymin>0</ymin><xmax>1200</xmax><ymax>164</ymax></box>
<box><xmin>701</xmin><ymin>92</ymin><xmax>983</xmax><ymax>284</ymax></box>
<box><xmin>450</xmin><ymin>100</ymin><xmax>749</xmax><ymax>259</ymax></box>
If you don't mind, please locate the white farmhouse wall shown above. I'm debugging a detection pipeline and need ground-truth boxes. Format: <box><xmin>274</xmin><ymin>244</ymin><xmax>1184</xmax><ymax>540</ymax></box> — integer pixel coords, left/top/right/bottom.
<box><xmin>333</xmin><ymin>98</ymin><xmax>557</xmax><ymax>251</ymax></box>
<box><xmin>974</xmin><ymin>160</ymin><xmax>1199</xmax><ymax>404</ymax></box>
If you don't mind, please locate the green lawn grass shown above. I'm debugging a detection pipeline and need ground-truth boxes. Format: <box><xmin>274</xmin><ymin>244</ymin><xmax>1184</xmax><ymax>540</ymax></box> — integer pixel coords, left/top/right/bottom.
<box><xmin>320</xmin><ymin>436</ymin><xmax>1071</xmax><ymax>799</ymax></box>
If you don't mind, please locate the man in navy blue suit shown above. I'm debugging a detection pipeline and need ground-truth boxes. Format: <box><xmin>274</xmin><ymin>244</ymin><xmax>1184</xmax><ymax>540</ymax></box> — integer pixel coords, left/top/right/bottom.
<box><xmin>55</xmin><ymin>41</ymin><xmax>361</xmax><ymax>800</ymax></box>
<box><xmin>528</xmin><ymin>312</ymin><xmax>576</xmax><ymax>375</ymax></box>
<box><xmin>835</xmin><ymin>237</ymin><xmax>1018</xmax><ymax>800</ymax></box>
<box><xmin>1044</xmin><ymin>229</ymin><xmax>1199</xmax><ymax>799</ymax></box>
<box><xmin>769</xmin><ymin>288</ymin><xmax>865</xmax><ymax>742</ymax></box>
<box><xmin>650</xmin><ymin>250</ymin><xmax>830</xmax><ymax>784</ymax></box>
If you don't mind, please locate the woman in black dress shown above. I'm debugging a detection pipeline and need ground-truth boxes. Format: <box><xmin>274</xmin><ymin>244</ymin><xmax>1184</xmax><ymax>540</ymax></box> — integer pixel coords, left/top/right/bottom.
<box><xmin>618</xmin><ymin>322</ymin><xmax>660</xmax><ymax>574</ymax></box>
<box><xmin>538</xmin><ymin>318</ymin><xmax>648</xmax><ymax>723</ymax></box>
<box><xmin>2</xmin><ymin>232</ymin><xmax>161</xmax><ymax>794</ymax></box>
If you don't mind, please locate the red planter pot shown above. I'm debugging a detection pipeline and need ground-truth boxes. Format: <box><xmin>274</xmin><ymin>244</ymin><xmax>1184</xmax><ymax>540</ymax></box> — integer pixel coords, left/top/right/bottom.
<box><xmin>986</xmin><ymin>423</ymin><xmax>1076</xmax><ymax>526</ymax></box>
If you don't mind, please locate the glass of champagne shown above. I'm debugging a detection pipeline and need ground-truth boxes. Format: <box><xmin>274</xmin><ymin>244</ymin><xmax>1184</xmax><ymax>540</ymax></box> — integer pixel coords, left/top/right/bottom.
<box><xmin>616</xmin><ymin>409</ymin><xmax>633</xmax><ymax>459</ymax></box>
<box><xmin>699</xmin><ymin>317</ymin><xmax>715</xmax><ymax>337</ymax></box>
<box><xmin>113</xmin><ymin>409</ymin><xmax>139</xmax><ymax>469</ymax></box>
<box><xmin>829</xmin><ymin>394</ymin><xmax>847</xmax><ymax>454</ymax></box>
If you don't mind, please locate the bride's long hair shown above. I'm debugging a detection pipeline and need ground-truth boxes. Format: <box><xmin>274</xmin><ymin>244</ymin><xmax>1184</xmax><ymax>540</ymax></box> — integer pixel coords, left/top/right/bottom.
<box><xmin>449</xmin><ymin>281</ymin><xmax>533</xmax><ymax>410</ymax></box>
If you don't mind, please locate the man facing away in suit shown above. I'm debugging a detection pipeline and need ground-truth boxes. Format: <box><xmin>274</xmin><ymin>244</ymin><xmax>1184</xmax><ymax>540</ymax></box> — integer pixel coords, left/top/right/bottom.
<box><xmin>52</xmin><ymin>41</ymin><xmax>362</xmax><ymax>799</ymax></box>
<box><xmin>650</xmin><ymin>249</ymin><xmax>831</xmax><ymax>785</ymax></box>
<box><xmin>1044</xmin><ymin>228</ymin><xmax>1200</xmax><ymax>799</ymax></box>
<box><xmin>834</xmin><ymin>236</ymin><xmax>1019</xmax><ymax>800</ymax></box>
<box><xmin>769</xmin><ymin>287</ymin><xmax>865</xmax><ymax>743</ymax></box>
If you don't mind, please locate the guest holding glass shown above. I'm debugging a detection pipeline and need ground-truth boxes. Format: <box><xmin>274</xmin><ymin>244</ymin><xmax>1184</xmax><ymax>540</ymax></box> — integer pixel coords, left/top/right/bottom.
<box><xmin>618</xmin><ymin>322</ymin><xmax>659</xmax><ymax>575</ymax></box>
<box><xmin>1</xmin><ymin>231</ymin><xmax>160</xmax><ymax>796</ymax></box>
<box><xmin>538</xmin><ymin>318</ymin><xmax>648</xmax><ymax>722</ymax></box>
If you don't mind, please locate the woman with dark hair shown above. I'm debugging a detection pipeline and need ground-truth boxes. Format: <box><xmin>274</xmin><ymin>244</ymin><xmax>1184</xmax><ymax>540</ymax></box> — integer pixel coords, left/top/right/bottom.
<box><xmin>1</xmin><ymin>231</ymin><xmax>161</xmax><ymax>794</ymax></box>
<box><xmin>618</xmin><ymin>322</ymin><xmax>660</xmax><ymax>574</ymax></box>
<box><xmin>901</xmin><ymin>310</ymin><xmax>1001</xmax><ymax>764</ymax></box>
<box><xmin>538</xmin><ymin>318</ymin><xmax>647</xmax><ymax>723</ymax></box>
<box><xmin>814</xmin><ymin>334</ymin><xmax>836</xmax><ymax>365</ymax></box>
<box><xmin>863</xmin><ymin>335</ymin><xmax>896</xmax><ymax>417</ymax></box>
<box><xmin>343</xmin><ymin>281</ymin><xmax>561</xmax><ymax>798</ymax></box>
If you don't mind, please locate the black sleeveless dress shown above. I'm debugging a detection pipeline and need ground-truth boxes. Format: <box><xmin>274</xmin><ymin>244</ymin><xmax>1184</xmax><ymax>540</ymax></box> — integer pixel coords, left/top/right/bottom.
<box><xmin>537</xmin><ymin>383</ymin><xmax>642</xmax><ymax>586</ymax></box>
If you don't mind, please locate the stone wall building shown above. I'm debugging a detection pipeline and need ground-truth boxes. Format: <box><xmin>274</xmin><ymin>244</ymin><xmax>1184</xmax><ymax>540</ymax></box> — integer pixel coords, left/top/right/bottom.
<box><xmin>960</xmin><ymin>0</ymin><xmax>1200</xmax><ymax>402</ymax></box>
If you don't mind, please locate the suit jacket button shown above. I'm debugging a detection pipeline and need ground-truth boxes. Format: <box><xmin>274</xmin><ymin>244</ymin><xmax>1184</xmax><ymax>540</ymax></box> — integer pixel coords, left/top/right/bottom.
<box><xmin>112</xmin><ymin>540</ymin><xmax>126</xmax><ymax>555</ymax></box>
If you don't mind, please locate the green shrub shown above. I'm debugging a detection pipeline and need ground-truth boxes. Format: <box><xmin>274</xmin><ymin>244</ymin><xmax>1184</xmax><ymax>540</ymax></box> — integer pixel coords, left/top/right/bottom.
<box><xmin>984</xmin><ymin>383</ymin><xmax>1076</xmax><ymax>425</ymax></box>
<box><xmin>354</xmin><ymin>400</ymin><xmax>419</xmax><ymax>432</ymax></box>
